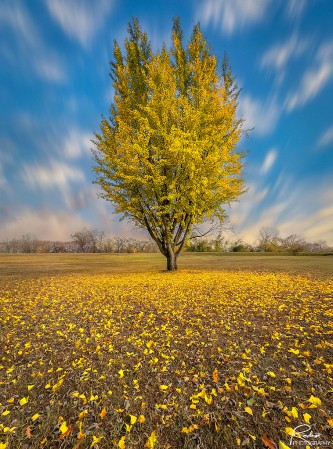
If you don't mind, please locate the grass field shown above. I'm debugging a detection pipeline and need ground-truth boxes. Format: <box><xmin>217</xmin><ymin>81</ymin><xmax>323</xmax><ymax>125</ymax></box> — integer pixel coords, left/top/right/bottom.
<box><xmin>0</xmin><ymin>254</ymin><xmax>332</xmax><ymax>448</ymax></box>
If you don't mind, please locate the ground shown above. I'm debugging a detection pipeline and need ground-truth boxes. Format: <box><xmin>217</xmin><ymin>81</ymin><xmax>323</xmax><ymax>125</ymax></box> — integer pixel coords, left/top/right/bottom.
<box><xmin>0</xmin><ymin>253</ymin><xmax>332</xmax><ymax>449</ymax></box>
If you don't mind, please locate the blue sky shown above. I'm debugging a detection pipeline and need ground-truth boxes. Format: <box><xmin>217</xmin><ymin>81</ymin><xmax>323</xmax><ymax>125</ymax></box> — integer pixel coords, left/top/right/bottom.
<box><xmin>0</xmin><ymin>0</ymin><xmax>332</xmax><ymax>245</ymax></box>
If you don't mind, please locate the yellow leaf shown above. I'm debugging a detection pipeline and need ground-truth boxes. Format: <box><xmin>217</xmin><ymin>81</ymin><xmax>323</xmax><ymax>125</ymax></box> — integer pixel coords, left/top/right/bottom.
<box><xmin>245</xmin><ymin>407</ymin><xmax>253</xmax><ymax>415</ymax></box>
<box><xmin>118</xmin><ymin>436</ymin><xmax>126</xmax><ymax>448</ymax></box>
<box><xmin>160</xmin><ymin>385</ymin><xmax>168</xmax><ymax>391</ymax></box>
<box><xmin>145</xmin><ymin>430</ymin><xmax>157</xmax><ymax>448</ymax></box>
<box><xmin>27</xmin><ymin>385</ymin><xmax>35</xmax><ymax>390</ymax></box>
<box><xmin>90</xmin><ymin>436</ymin><xmax>104</xmax><ymax>447</ymax></box>
<box><xmin>308</xmin><ymin>395</ymin><xmax>321</xmax><ymax>407</ymax></box>
<box><xmin>100</xmin><ymin>408</ymin><xmax>107</xmax><ymax>419</ymax></box>
<box><xmin>2</xmin><ymin>411</ymin><xmax>10</xmax><ymax>416</ymax></box>
<box><xmin>79</xmin><ymin>410</ymin><xmax>88</xmax><ymax>419</ymax></box>
<box><xmin>138</xmin><ymin>415</ymin><xmax>145</xmax><ymax>423</ymax></box>
<box><xmin>129</xmin><ymin>414</ymin><xmax>137</xmax><ymax>424</ymax></box>
<box><xmin>31</xmin><ymin>413</ymin><xmax>40</xmax><ymax>421</ymax></box>
<box><xmin>249</xmin><ymin>435</ymin><xmax>256</xmax><ymax>440</ymax></box>
<box><xmin>267</xmin><ymin>372</ymin><xmax>275</xmax><ymax>377</ymax></box>
<box><xmin>118</xmin><ymin>369</ymin><xmax>124</xmax><ymax>378</ymax></box>
<box><xmin>59</xmin><ymin>421</ymin><xmax>68</xmax><ymax>435</ymax></box>
<box><xmin>327</xmin><ymin>418</ymin><xmax>333</xmax><ymax>427</ymax></box>
<box><xmin>279</xmin><ymin>441</ymin><xmax>291</xmax><ymax>449</ymax></box>
<box><xmin>291</xmin><ymin>407</ymin><xmax>298</xmax><ymax>418</ymax></box>
<box><xmin>19</xmin><ymin>397</ymin><xmax>29</xmax><ymax>406</ymax></box>
<box><xmin>0</xmin><ymin>443</ymin><xmax>8</xmax><ymax>449</ymax></box>
<box><xmin>303</xmin><ymin>413</ymin><xmax>311</xmax><ymax>423</ymax></box>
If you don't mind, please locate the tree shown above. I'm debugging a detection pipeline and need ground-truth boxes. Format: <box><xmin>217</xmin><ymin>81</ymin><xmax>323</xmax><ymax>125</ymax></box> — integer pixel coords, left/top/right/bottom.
<box><xmin>92</xmin><ymin>16</ymin><xmax>248</xmax><ymax>271</ymax></box>
<box><xmin>70</xmin><ymin>228</ymin><xmax>105</xmax><ymax>253</ymax></box>
<box><xmin>256</xmin><ymin>226</ymin><xmax>280</xmax><ymax>252</ymax></box>
<box><xmin>280</xmin><ymin>234</ymin><xmax>307</xmax><ymax>254</ymax></box>
<box><xmin>19</xmin><ymin>233</ymin><xmax>37</xmax><ymax>253</ymax></box>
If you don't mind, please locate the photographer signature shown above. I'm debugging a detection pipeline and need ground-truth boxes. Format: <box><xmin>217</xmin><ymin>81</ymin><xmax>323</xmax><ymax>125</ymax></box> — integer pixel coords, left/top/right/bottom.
<box><xmin>290</xmin><ymin>424</ymin><xmax>322</xmax><ymax>445</ymax></box>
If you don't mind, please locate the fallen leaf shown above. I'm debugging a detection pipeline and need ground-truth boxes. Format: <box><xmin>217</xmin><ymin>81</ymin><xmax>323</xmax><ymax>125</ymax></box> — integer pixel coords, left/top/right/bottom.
<box><xmin>26</xmin><ymin>426</ymin><xmax>33</xmax><ymax>438</ymax></box>
<box><xmin>262</xmin><ymin>433</ymin><xmax>276</xmax><ymax>449</ymax></box>
<box><xmin>279</xmin><ymin>441</ymin><xmax>291</xmax><ymax>449</ymax></box>
<box><xmin>245</xmin><ymin>407</ymin><xmax>253</xmax><ymax>415</ymax></box>
<box><xmin>145</xmin><ymin>430</ymin><xmax>157</xmax><ymax>448</ymax></box>
<box><xmin>118</xmin><ymin>436</ymin><xmax>126</xmax><ymax>448</ymax></box>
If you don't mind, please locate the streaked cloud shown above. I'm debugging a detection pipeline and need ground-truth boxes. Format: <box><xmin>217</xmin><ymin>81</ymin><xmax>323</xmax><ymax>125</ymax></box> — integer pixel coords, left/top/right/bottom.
<box><xmin>231</xmin><ymin>172</ymin><xmax>333</xmax><ymax>246</ymax></box>
<box><xmin>196</xmin><ymin>0</ymin><xmax>271</xmax><ymax>35</ymax></box>
<box><xmin>260</xmin><ymin>149</ymin><xmax>278</xmax><ymax>174</ymax></box>
<box><xmin>237</xmin><ymin>94</ymin><xmax>282</xmax><ymax>136</ymax></box>
<box><xmin>0</xmin><ymin>162</ymin><xmax>8</xmax><ymax>193</ymax></box>
<box><xmin>45</xmin><ymin>0</ymin><xmax>113</xmax><ymax>48</ymax></box>
<box><xmin>317</xmin><ymin>125</ymin><xmax>333</xmax><ymax>148</ymax></box>
<box><xmin>260</xmin><ymin>33</ymin><xmax>310</xmax><ymax>84</ymax></box>
<box><xmin>62</xmin><ymin>128</ymin><xmax>93</xmax><ymax>159</ymax></box>
<box><xmin>21</xmin><ymin>160</ymin><xmax>85</xmax><ymax>191</ymax></box>
<box><xmin>0</xmin><ymin>1</ymin><xmax>68</xmax><ymax>84</ymax></box>
<box><xmin>285</xmin><ymin>41</ymin><xmax>333</xmax><ymax>112</ymax></box>
<box><xmin>284</xmin><ymin>0</ymin><xmax>308</xmax><ymax>20</ymax></box>
<box><xmin>34</xmin><ymin>58</ymin><xmax>67</xmax><ymax>84</ymax></box>
<box><xmin>0</xmin><ymin>206</ymin><xmax>89</xmax><ymax>241</ymax></box>
<box><xmin>0</xmin><ymin>0</ymin><xmax>37</xmax><ymax>47</ymax></box>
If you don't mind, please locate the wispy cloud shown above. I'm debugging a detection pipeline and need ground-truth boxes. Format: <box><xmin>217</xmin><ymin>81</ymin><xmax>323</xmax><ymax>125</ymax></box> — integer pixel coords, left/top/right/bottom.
<box><xmin>34</xmin><ymin>58</ymin><xmax>67</xmax><ymax>84</ymax></box>
<box><xmin>237</xmin><ymin>94</ymin><xmax>282</xmax><ymax>136</ymax></box>
<box><xmin>62</xmin><ymin>128</ymin><xmax>93</xmax><ymax>159</ymax></box>
<box><xmin>45</xmin><ymin>0</ymin><xmax>113</xmax><ymax>48</ymax></box>
<box><xmin>0</xmin><ymin>1</ymin><xmax>68</xmax><ymax>84</ymax></box>
<box><xmin>260</xmin><ymin>149</ymin><xmax>278</xmax><ymax>174</ymax></box>
<box><xmin>285</xmin><ymin>40</ymin><xmax>333</xmax><ymax>112</ymax></box>
<box><xmin>284</xmin><ymin>0</ymin><xmax>308</xmax><ymax>20</ymax></box>
<box><xmin>0</xmin><ymin>0</ymin><xmax>37</xmax><ymax>47</ymax></box>
<box><xmin>230</xmin><ymin>172</ymin><xmax>333</xmax><ymax>245</ymax></box>
<box><xmin>196</xmin><ymin>0</ymin><xmax>272</xmax><ymax>34</ymax></box>
<box><xmin>317</xmin><ymin>125</ymin><xmax>333</xmax><ymax>148</ymax></box>
<box><xmin>21</xmin><ymin>160</ymin><xmax>85</xmax><ymax>192</ymax></box>
<box><xmin>0</xmin><ymin>206</ymin><xmax>90</xmax><ymax>241</ymax></box>
<box><xmin>260</xmin><ymin>33</ymin><xmax>310</xmax><ymax>84</ymax></box>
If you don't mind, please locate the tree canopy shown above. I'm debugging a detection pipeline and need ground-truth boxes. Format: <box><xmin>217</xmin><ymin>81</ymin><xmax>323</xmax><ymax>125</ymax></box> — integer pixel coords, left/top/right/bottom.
<box><xmin>92</xmin><ymin>16</ymin><xmax>248</xmax><ymax>270</ymax></box>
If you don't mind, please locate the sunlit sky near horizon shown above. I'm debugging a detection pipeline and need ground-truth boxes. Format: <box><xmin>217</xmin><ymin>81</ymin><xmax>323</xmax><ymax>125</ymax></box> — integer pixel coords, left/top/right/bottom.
<box><xmin>0</xmin><ymin>0</ymin><xmax>333</xmax><ymax>245</ymax></box>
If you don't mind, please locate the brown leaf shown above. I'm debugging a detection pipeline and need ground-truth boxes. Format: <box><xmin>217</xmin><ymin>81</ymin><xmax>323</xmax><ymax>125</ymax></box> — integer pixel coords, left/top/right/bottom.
<box><xmin>26</xmin><ymin>426</ymin><xmax>33</xmax><ymax>438</ymax></box>
<box><xmin>265</xmin><ymin>401</ymin><xmax>275</xmax><ymax>409</ymax></box>
<box><xmin>262</xmin><ymin>433</ymin><xmax>276</xmax><ymax>449</ymax></box>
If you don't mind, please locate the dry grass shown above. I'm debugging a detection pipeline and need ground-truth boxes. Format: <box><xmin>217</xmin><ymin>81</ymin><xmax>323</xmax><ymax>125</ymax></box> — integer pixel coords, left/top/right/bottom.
<box><xmin>1</xmin><ymin>252</ymin><xmax>333</xmax><ymax>283</ymax></box>
<box><xmin>0</xmin><ymin>254</ymin><xmax>332</xmax><ymax>448</ymax></box>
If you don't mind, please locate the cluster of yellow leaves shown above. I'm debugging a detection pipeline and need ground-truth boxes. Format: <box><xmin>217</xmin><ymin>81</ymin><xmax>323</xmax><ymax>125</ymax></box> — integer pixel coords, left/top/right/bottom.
<box><xmin>0</xmin><ymin>270</ymin><xmax>332</xmax><ymax>447</ymax></box>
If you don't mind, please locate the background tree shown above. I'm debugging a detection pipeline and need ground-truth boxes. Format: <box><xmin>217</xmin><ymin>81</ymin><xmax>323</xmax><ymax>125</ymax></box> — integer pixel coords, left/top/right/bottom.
<box><xmin>92</xmin><ymin>16</ymin><xmax>248</xmax><ymax>270</ymax></box>
<box><xmin>19</xmin><ymin>233</ymin><xmax>37</xmax><ymax>253</ymax></box>
<box><xmin>280</xmin><ymin>234</ymin><xmax>307</xmax><ymax>254</ymax></box>
<box><xmin>256</xmin><ymin>226</ymin><xmax>280</xmax><ymax>252</ymax></box>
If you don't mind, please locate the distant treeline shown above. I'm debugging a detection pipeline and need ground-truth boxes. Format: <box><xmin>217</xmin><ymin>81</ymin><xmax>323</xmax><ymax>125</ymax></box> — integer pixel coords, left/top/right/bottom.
<box><xmin>0</xmin><ymin>226</ymin><xmax>332</xmax><ymax>254</ymax></box>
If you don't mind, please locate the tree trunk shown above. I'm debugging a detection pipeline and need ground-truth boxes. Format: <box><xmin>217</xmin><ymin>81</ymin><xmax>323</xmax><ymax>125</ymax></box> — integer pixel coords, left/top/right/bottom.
<box><xmin>166</xmin><ymin>251</ymin><xmax>178</xmax><ymax>271</ymax></box>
